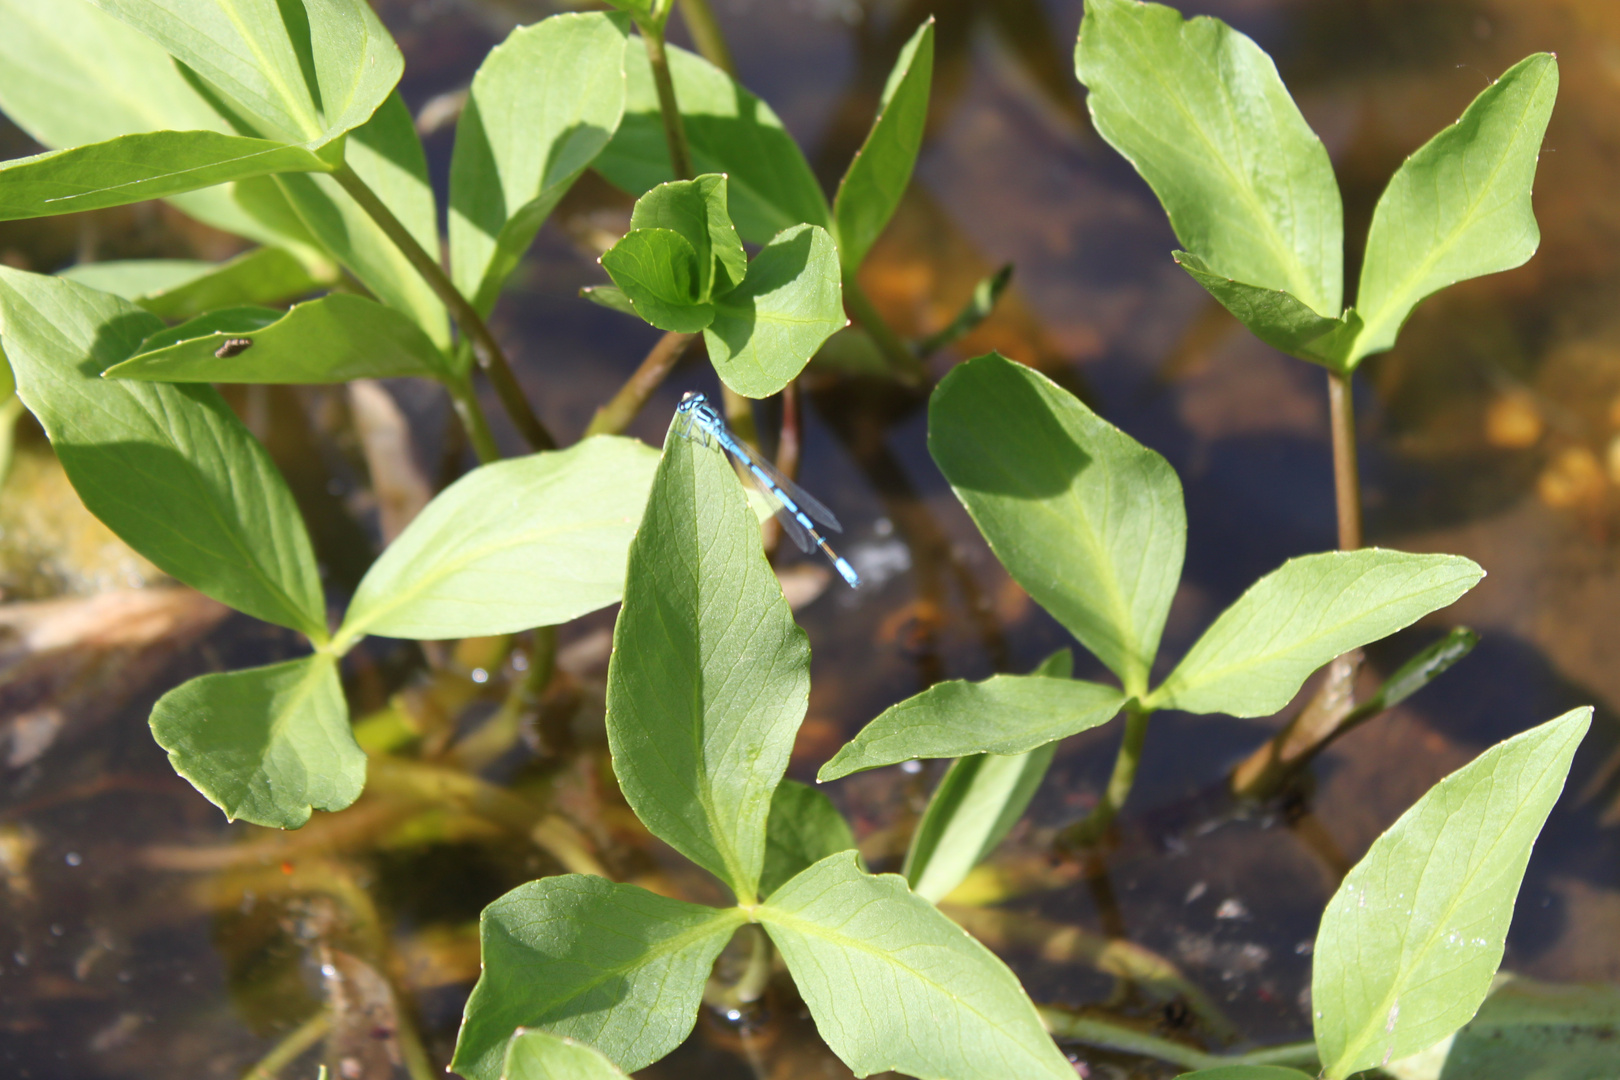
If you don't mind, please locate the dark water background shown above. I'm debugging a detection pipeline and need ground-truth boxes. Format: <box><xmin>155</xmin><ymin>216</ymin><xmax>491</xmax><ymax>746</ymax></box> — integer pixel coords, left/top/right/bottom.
<box><xmin>2</xmin><ymin>0</ymin><xmax>1618</xmax><ymax>1076</ymax></box>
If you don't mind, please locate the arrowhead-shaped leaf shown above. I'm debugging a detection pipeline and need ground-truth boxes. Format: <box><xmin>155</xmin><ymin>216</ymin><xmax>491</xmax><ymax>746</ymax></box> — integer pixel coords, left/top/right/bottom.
<box><xmin>452</xmin><ymin>875</ymin><xmax>743</xmax><ymax>1080</ymax></box>
<box><xmin>150</xmin><ymin>653</ymin><xmax>361</xmax><ymax>829</ymax></box>
<box><xmin>449</xmin><ymin>12</ymin><xmax>629</xmax><ymax>316</ymax></box>
<box><xmin>337</xmin><ymin>435</ymin><xmax>659</xmax><ymax>645</ymax></box>
<box><xmin>595</xmin><ymin>41</ymin><xmax>830</xmax><ymax>244</ymax></box>
<box><xmin>60</xmin><ymin>249</ymin><xmax>330</xmax><ymax>320</ymax></box>
<box><xmin>1350</xmin><ymin>53</ymin><xmax>1557</xmax><ymax>365</ymax></box>
<box><xmin>503</xmin><ymin>1031</ymin><xmax>630</xmax><ymax>1080</ymax></box>
<box><xmin>86</xmin><ymin>0</ymin><xmax>402</xmax><ymax>147</ymax></box>
<box><xmin>703</xmin><ymin>223</ymin><xmax>844</xmax><ymax>399</ymax></box>
<box><xmin>1314</xmin><ymin>707</ymin><xmax>1590</xmax><ymax>1078</ymax></box>
<box><xmin>104</xmin><ymin>293</ymin><xmax>448</xmax><ymax>383</ymax></box>
<box><xmin>833</xmin><ymin>19</ymin><xmax>933</xmax><ymax>270</ymax></box>
<box><xmin>758</xmin><ymin>852</ymin><xmax>1076</xmax><ymax>1079</ymax></box>
<box><xmin>761</xmin><ymin>779</ymin><xmax>857</xmax><ymax>899</ymax></box>
<box><xmin>1174</xmin><ymin>251</ymin><xmax>1362</xmax><ymax>371</ymax></box>
<box><xmin>0</xmin><ymin>267</ymin><xmax>326</xmax><ymax>639</ymax></box>
<box><xmin>1148</xmin><ymin>549</ymin><xmax>1483</xmax><ymax>718</ymax></box>
<box><xmin>605</xmin><ymin>421</ymin><xmax>810</xmax><ymax>903</ymax></box>
<box><xmin>1075</xmin><ymin>0</ymin><xmax>1343</xmax><ymax>318</ymax></box>
<box><xmin>929</xmin><ymin>353</ymin><xmax>1185</xmax><ymax>694</ymax></box>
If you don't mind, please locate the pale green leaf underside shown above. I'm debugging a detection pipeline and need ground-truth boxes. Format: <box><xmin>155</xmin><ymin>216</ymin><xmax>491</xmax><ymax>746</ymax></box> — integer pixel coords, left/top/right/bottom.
<box><xmin>452</xmin><ymin>875</ymin><xmax>743</xmax><ymax>1080</ymax></box>
<box><xmin>704</xmin><ymin>223</ymin><xmax>845</xmax><ymax>399</ymax></box>
<box><xmin>605</xmin><ymin>425</ymin><xmax>809</xmax><ymax>902</ymax></box>
<box><xmin>339</xmin><ymin>436</ymin><xmax>659</xmax><ymax>645</ymax></box>
<box><xmin>0</xmin><ymin>267</ymin><xmax>325</xmax><ymax>638</ymax></box>
<box><xmin>61</xmin><ymin>249</ymin><xmax>329</xmax><ymax>320</ymax></box>
<box><xmin>928</xmin><ymin>352</ymin><xmax>1185</xmax><ymax>693</ymax></box>
<box><xmin>87</xmin><ymin>0</ymin><xmax>402</xmax><ymax>147</ymax></box>
<box><xmin>594</xmin><ymin>41</ymin><xmax>830</xmax><ymax>245</ymax></box>
<box><xmin>833</xmin><ymin>19</ymin><xmax>934</xmax><ymax>270</ymax></box>
<box><xmin>1149</xmin><ymin>549</ymin><xmax>1483</xmax><ymax>718</ymax></box>
<box><xmin>1175</xmin><ymin>251</ymin><xmax>1361</xmax><ymax>371</ymax></box>
<box><xmin>903</xmin><ymin>649</ymin><xmax>1071</xmax><ymax>904</ymax></box>
<box><xmin>106</xmin><ymin>293</ymin><xmax>446</xmax><ymax>384</ymax></box>
<box><xmin>503</xmin><ymin>1031</ymin><xmax>631</xmax><ymax>1080</ymax></box>
<box><xmin>1383</xmin><ymin>974</ymin><xmax>1620</xmax><ymax>1080</ymax></box>
<box><xmin>1075</xmin><ymin>0</ymin><xmax>1342</xmax><ymax>315</ymax></box>
<box><xmin>1350</xmin><ymin>53</ymin><xmax>1557</xmax><ymax>364</ymax></box>
<box><xmin>1313</xmin><ymin>707</ymin><xmax>1590</xmax><ymax>1078</ymax></box>
<box><xmin>819</xmin><ymin>673</ymin><xmax>1124</xmax><ymax>780</ymax></box>
<box><xmin>450</xmin><ymin>11</ymin><xmax>628</xmax><ymax>316</ymax></box>
<box><xmin>761</xmin><ymin>779</ymin><xmax>857</xmax><ymax>899</ymax></box>
<box><xmin>601</xmin><ymin>227</ymin><xmax>713</xmax><ymax>333</ymax></box>
<box><xmin>150</xmin><ymin>653</ymin><xmax>361</xmax><ymax>829</ymax></box>
<box><xmin>760</xmin><ymin>852</ymin><xmax>1076</xmax><ymax>1080</ymax></box>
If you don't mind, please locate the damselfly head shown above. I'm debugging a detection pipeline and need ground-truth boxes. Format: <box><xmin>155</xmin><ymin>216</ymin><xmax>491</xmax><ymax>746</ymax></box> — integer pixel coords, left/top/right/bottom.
<box><xmin>677</xmin><ymin>391</ymin><xmax>707</xmax><ymax>412</ymax></box>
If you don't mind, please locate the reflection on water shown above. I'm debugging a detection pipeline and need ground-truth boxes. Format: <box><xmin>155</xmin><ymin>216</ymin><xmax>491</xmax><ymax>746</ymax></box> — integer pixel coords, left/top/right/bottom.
<box><xmin>1</xmin><ymin>0</ymin><xmax>1617</xmax><ymax>1076</ymax></box>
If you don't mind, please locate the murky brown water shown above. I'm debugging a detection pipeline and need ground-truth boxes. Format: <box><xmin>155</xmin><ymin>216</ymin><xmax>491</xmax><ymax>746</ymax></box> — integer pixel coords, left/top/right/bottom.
<box><xmin>2</xmin><ymin>1</ymin><xmax>1618</xmax><ymax>1077</ymax></box>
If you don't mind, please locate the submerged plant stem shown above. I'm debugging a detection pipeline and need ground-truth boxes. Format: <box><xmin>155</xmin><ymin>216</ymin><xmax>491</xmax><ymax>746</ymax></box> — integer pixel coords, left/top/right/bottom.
<box><xmin>329</xmin><ymin>164</ymin><xmax>556</xmax><ymax>453</ymax></box>
<box><xmin>1065</xmin><ymin>703</ymin><xmax>1151</xmax><ymax>847</ymax></box>
<box><xmin>585</xmin><ymin>330</ymin><xmax>695</xmax><ymax>436</ymax></box>
<box><xmin>454</xmin><ymin>626</ymin><xmax>558</xmax><ymax>769</ymax></box>
<box><xmin>642</xmin><ymin>27</ymin><xmax>695</xmax><ymax>181</ymax></box>
<box><xmin>243</xmin><ymin>1008</ymin><xmax>331</xmax><ymax>1079</ymax></box>
<box><xmin>1327</xmin><ymin>370</ymin><xmax>1362</xmax><ymax>551</ymax></box>
<box><xmin>1039</xmin><ymin>1007</ymin><xmax>1318</xmax><ymax>1072</ymax></box>
<box><xmin>843</xmin><ymin>273</ymin><xmax>927</xmax><ymax>385</ymax></box>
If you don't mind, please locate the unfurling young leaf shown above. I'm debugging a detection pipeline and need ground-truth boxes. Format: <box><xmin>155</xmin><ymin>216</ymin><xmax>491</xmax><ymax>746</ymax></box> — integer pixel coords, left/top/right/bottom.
<box><xmin>0</xmin><ymin>268</ymin><xmax>327</xmax><ymax>640</ymax></box>
<box><xmin>929</xmin><ymin>352</ymin><xmax>1185</xmax><ymax>696</ymax></box>
<box><xmin>604</xmin><ymin>419</ymin><xmax>809</xmax><ymax>903</ymax></box>
<box><xmin>628</xmin><ymin>175</ymin><xmax>747</xmax><ymax>300</ymax></box>
<box><xmin>1313</xmin><ymin>707</ymin><xmax>1590</xmax><ymax>1078</ymax></box>
<box><xmin>150</xmin><ymin>654</ymin><xmax>363</xmax><ymax>830</ymax></box>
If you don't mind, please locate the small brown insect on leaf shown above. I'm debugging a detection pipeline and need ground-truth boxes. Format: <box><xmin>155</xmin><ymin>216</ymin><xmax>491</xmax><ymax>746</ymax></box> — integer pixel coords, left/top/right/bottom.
<box><xmin>214</xmin><ymin>338</ymin><xmax>253</xmax><ymax>359</ymax></box>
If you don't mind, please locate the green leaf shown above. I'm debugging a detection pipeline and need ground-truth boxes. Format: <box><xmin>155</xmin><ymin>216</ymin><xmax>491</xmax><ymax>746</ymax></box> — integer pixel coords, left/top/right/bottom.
<box><xmin>1350</xmin><ymin>54</ymin><xmax>1557</xmax><ymax>365</ymax></box>
<box><xmin>833</xmin><ymin>19</ymin><xmax>933</xmax><ymax>270</ymax></box>
<box><xmin>628</xmin><ymin>175</ymin><xmax>747</xmax><ymax>301</ymax></box>
<box><xmin>1313</xmin><ymin>707</ymin><xmax>1590</xmax><ymax>1078</ymax></box>
<box><xmin>929</xmin><ymin>352</ymin><xmax>1184</xmax><ymax>694</ymax></box>
<box><xmin>1383</xmin><ymin>975</ymin><xmax>1620</xmax><ymax>1080</ymax></box>
<box><xmin>0</xmin><ymin>0</ymin><xmax>332</xmax><ymax>262</ymax></box>
<box><xmin>449</xmin><ymin>12</ymin><xmax>629</xmax><ymax>316</ymax></box>
<box><xmin>703</xmin><ymin>224</ymin><xmax>845</xmax><ymax>399</ymax></box>
<box><xmin>761</xmin><ymin>780</ymin><xmax>857</xmax><ymax>899</ymax></box>
<box><xmin>901</xmin><ymin>649</ymin><xmax>1071</xmax><ymax>904</ymax></box>
<box><xmin>1174</xmin><ymin>251</ymin><xmax>1362</xmax><ymax>371</ymax></box>
<box><xmin>600</xmin><ymin>228</ymin><xmax>713</xmax><ymax>332</ymax></box>
<box><xmin>105</xmin><ymin>293</ymin><xmax>448</xmax><ymax>383</ymax></box>
<box><xmin>595</xmin><ymin>41</ymin><xmax>831</xmax><ymax>244</ymax></box>
<box><xmin>1074</xmin><ymin>0</ymin><xmax>1342</xmax><ymax>317</ymax></box>
<box><xmin>60</xmin><ymin>248</ymin><xmax>329</xmax><ymax>320</ymax></box>
<box><xmin>274</xmin><ymin>92</ymin><xmax>450</xmax><ymax>348</ymax></box>
<box><xmin>337</xmin><ymin>435</ymin><xmax>659</xmax><ymax>647</ymax></box>
<box><xmin>580</xmin><ymin>284</ymin><xmax>639</xmax><ymax>318</ymax></box>
<box><xmin>1147</xmin><ymin>549</ymin><xmax>1483</xmax><ymax>718</ymax></box>
<box><xmin>503</xmin><ymin>1031</ymin><xmax>630</xmax><ymax>1080</ymax></box>
<box><xmin>605</xmin><ymin>422</ymin><xmax>810</xmax><ymax>903</ymax></box>
<box><xmin>0</xmin><ymin>267</ymin><xmax>326</xmax><ymax>638</ymax></box>
<box><xmin>150</xmin><ymin>653</ymin><xmax>362</xmax><ymax>829</ymax></box>
<box><xmin>0</xmin><ymin>132</ymin><xmax>329</xmax><ymax>220</ymax></box>
<box><xmin>758</xmin><ymin>852</ymin><xmax>1076</xmax><ymax>1080</ymax></box>
<box><xmin>451</xmin><ymin>875</ymin><xmax>743</xmax><ymax>1080</ymax></box>
<box><xmin>819</xmin><ymin>675</ymin><xmax>1124</xmax><ymax>781</ymax></box>
<box><xmin>86</xmin><ymin>0</ymin><xmax>403</xmax><ymax>147</ymax></box>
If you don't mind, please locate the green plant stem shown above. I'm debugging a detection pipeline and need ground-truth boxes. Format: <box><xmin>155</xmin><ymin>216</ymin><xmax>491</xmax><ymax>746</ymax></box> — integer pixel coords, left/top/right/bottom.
<box><xmin>676</xmin><ymin>0</ymin><xmax>736</xmax><ymax>74</ymax></box>
<box><xmin>1038</xmin><ymin>1007</ymin><xmax>1318</xmax><ymax>1072</ymax></box>
<box><xmin>641</xmin><ymin>26</ymin><xmax>695</xmax><ymax>181</ymax></box>
<box><xmin>584</xmin><ymin>330</ymin><xmax>695</xmax><ymax>437</ymax></box>
<box><xmin>0</xmin><ymin>394</ymin><xmax>23</xmax><ymax>492</ymax></box>
<box><xmin>329</xmin><ymin>163</ymin><xmax>556</xmax><ymax>453</ymax></box>
<box><xmin>1327</xmin><ymin>370</ymin><xmax>1362</xmax><ymax>551</ymax></box>
<box><xmin>725</xmin><ymin>923</ymin><xmax>774</xmax><ymax>1007</ymax></box>
<box><xmin>242</xmin><ymin>1009</ymin><xmax>331</xmax><ymax>1079</ymax></box>
<box><xmin>843</xmin><ymin>273</ymin><xmax>927</xmax><ymax>385</ymax></box>
<box><xmin>445</xmin><ymin>373</ymin><xmax>501</xmax><ymax>464</ymax></box>
<box><xmin>453</xmin><ymin>626</ymin><xmax>558</xmax><ymax>769</ymax></box>
<box><xmin>1065</xmin><ymin>703</ymin><xmax>1152</xmax><ymax>847</ymax></box>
